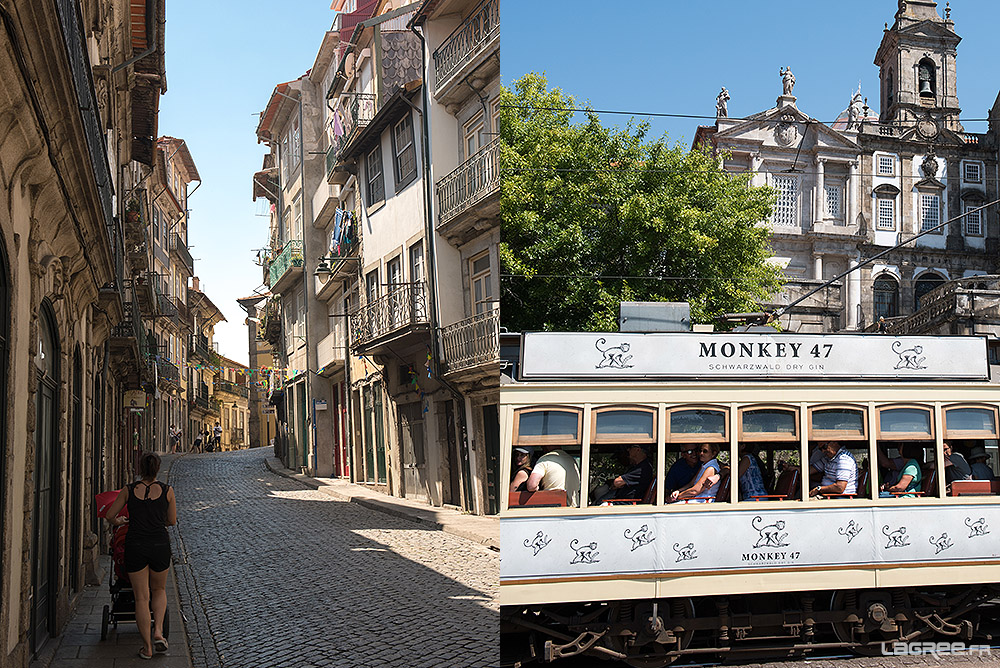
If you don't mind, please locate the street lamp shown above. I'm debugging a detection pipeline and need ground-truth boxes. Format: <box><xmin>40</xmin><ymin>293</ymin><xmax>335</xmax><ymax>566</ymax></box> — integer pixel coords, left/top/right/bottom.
<box><xmin>315</xmin><ymin>255</ymin><xmax>361</xmax><ymax>276</ymax></box>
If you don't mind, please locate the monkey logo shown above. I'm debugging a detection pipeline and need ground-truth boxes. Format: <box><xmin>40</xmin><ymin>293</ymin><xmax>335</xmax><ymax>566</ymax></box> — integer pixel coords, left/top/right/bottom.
<box><xmin>838</xmin><ymin>520</ymin><xmax>863</xmax><ymax>544</ymax></box>
<box><xmin>523</xmin><ymin>531</ymin><xmax>551</xmax><ymax>556</ymax></box>
<box><xmin>751</xmin><ymin>516</ymin><xmax>790</xmax><ymax>549</ymax></box>
<box><xmin>929</xmin><ymin>532</ymin><xmax>953</xmax><ymax>554</ymax></box>
<box><xmin>965</xmin><ymin>517</ymin><xmax>990</xmax><ymax>538</ymax></box>
<box><xmin>882</xmin><ymin>525</ymin><xmax>911</xmax><ymax>548</ymax></box>
<box><xmin>569</xmin><ymin>539</ymin><xmax>600</xmax><ymax>565</ymax></box>
<box><xmin>594</xmin><ymin>338</ymin><xmax>634</xmax><ymax>370</ymax></box>
<box><xmin>623</xmin><ymin>525</ymin><xmax>655</xmax><ymax>552</ymax></box>
<box><xmin>892</xmin><ymin>340</ymin><xmax>927</xmax><ymax>370</ymax></box>
<box><xmin>673</xmin><ymin>542</ymin><xmax>698</xmax><ymax>562</ymax></box>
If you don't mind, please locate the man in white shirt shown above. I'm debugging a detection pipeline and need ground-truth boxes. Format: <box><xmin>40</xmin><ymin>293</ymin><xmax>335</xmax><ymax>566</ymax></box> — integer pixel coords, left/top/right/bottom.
<box><xmin>808</xmin><ymin>441</ymin><xmax>857</xmax><ymax>497</ymax></box>
<box><xmin>526</xmin><ymin>445</ymin><xmax>581</xmax><ymax>507</ymax></box>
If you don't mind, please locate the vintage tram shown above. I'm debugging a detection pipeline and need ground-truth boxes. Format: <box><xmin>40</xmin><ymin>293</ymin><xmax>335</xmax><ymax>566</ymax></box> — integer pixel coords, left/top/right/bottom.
<box><xmin>500</xmin><ymin>331</ymin><xmax>1000</xmax><ymax>666</ymax></box>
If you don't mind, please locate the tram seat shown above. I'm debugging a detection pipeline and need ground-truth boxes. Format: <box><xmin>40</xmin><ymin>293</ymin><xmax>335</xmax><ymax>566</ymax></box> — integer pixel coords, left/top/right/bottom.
<box><xmin>921</xmin><ymin>469</ymin><xmax>937</xmax><ymax>496</ymax></box>
<box><xmin>604</xmin><ymin>479</ymin><xmax>657</xmax><ymax>506</ymax></box>
<box><xmin>750</xmin><ymin>468</ymin><xmax>799</xmax><ymax>501</ymax></box>
<box><xmin>713</xmin><ymin>466</ymin><xmax>732</xmax><ymax>503</ymax></box>
<box><xmin>508</xmin><ymin>490</ymin><xmax>568</xmax><ymax>508</ymax></box>
<box><xmin>949</xmin><ymin>479</ymin><xmax>997</xmax><ymax>496</ymax></box>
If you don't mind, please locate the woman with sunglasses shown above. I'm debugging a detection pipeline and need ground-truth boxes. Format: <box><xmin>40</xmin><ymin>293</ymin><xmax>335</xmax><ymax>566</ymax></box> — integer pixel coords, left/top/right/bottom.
<box><xmin>670</xmin><ymin>443</ymin><xmax>721</xmax><ymax>503</ymax></box>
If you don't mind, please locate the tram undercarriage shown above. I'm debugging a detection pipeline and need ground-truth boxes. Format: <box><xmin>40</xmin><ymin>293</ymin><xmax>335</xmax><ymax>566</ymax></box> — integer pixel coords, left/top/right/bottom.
<box><xmin>500</xmin><ymin>586</ymin><xmax>1000</xmax><ymax>667</ymax></box>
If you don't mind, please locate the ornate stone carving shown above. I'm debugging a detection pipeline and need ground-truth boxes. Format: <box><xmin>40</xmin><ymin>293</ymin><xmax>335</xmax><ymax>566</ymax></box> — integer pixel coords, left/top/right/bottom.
<box><xmin>774</xmin><ymin>115</ymin><xmax>799</xmax><ymax>146</ymax></box>
<box><xmin>780</xmin><ymin>67</ymin><xmax>796</xmax><ymax>95</ymax></box>
<box><xmin>921</xmin><ymin>151</ymin><xmax>939</xmax><ymax>178</ymax></box>
<box><xmin>716</xmin><ymin>87</ymin><xmax>729</xmax><ymax>118</ymax></box>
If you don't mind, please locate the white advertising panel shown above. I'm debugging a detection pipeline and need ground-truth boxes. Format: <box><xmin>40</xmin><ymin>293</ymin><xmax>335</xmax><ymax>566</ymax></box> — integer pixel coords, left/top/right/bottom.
<box><xmin>520</xmin><ymin>333</ymin><xmax>988</xmax><ymax>380</ymax></box>
<box><xmin>502</xmin><ymin>506</ymin><xmax>1000</xmax><ymax>582</ymax></box>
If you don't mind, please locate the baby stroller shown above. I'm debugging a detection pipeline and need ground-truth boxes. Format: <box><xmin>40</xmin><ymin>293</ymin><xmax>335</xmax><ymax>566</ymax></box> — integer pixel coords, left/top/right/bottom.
<box><xmin>95</xmin><ymin>490</ymin><xmax>170</xmax><ymax>642</ymax></box>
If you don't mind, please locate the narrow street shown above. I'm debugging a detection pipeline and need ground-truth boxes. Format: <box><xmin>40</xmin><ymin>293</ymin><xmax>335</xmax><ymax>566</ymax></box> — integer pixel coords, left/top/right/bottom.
<box><xmin>167</xmin><ymin>448</ymin><xmax>498</xmax><ymax>668</ymax></box>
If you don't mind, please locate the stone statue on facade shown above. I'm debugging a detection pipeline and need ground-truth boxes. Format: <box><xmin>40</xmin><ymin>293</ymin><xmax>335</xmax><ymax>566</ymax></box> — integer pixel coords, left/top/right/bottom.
<box><xmin>716</xmin><ymin>87</ymin><xmax>730</xmax><ymax>118</ymax></box>
<box><xmin>847</xmin><ymin>89</ymin><xmax>865</xmax><ymax>130</ymax></box>
<box><xmin>780</xmin><ymin>67</ymin><xmax>795</xmax><ymax>96</ymax></box>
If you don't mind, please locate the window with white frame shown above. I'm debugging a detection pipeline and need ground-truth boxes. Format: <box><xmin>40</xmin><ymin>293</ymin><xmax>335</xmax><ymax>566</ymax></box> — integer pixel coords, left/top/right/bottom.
<box><xmin>464</xmin><ymin>112</ymin><xmax>485</xmax><ymax>159</ymax></box>
<box><xmin>386</xmin><ymin>257</ymin><xmax>402</xmax><ymax>287</ymax></box>
<box><xmin>471</xmin><ymin>252</ymin><xmax>493</xmax><ymax>314</ymax></box>
<box><xmin>877</xmin><ymin>155</ymin><xmax>894</xmax><ymax>176</ymax></box>
<box><xmin>490</xmin><ymin>96</ymin><xmax>502</xmax><ymax>137</ymax></box>
<box><xmin>825</xmin><ymin>185</ymin><xmax>843</xmax><ymax>218</ymax></box>
<box><xmin>964</xmin><ymin>202</ymin><xmax>983</xmax><ymax>235</ymax></box>
<box><xmin>964</xmin><ymin>162</ymin><xmax>982</xmax><ymax>183</ymax></box>
<box><xmin>771</xmin><ymin>175</ymin><xmax>798</xmax><ymax>227</ymax></box>
<box><xmin>295</xmin><ymin>291</ymin><xmax>305</xmax><ymax>342</ymax></box>
<box><xmin>366</xmin><ymin>144</ymin><xmax>385</xmax><ymax>203</ymax></box>
<box><xmin>365</xmin><ymin>269</ymin><xmax>379</xmax><ymax>302</ymax></box>
<box><xmin>391</xmin><ymin>114</ymin><xmax>417</xmax><ymax>187</ymax></box>
<box><xmin>292</xmin><ymin>194</ymin><xmax>302</xmax><ymax>240</ymax></box>
<box><xmin>876</xmin><ymin>198</ymin><xmax>895</xmax><ymax>230</ymax></box>
<box><xmin>409</xmin><ymin>241</ymin><xmax>424</xmax><ymax>283</ymax></box>
<box><xmin>920</xmin><ymin>193</ymin><xmax>940</xmax><ymax>232</ymax></box>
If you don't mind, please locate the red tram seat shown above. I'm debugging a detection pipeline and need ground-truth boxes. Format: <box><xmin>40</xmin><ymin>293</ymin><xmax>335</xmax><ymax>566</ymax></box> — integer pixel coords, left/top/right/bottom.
<box><xmin>921</xmin><ymin>468</ymin><xmax>937</xmax><ymax>496</ymax></box>
<box><xmin>605</xmin><ymin>479</ymin><xmax>657</xmax><ymax>506</ymax></box>
<box><xmin>509</xmin><ymin>490</ymin><xmax>568</xmax><ymax>507</ymax></box>
<box><xmin>949</xmin><ymin>479</ymin><xmax>995</xmax><ymax>496</ymax></box>
<box><xmin>713</xmin><ymin>466</ymin><xmax>732</xmax><ymax>503</ymax></box>
<box><xmin>750</xmin><ymin>468</ymin><xmax>798</xmax><ymax>501</ymax></box>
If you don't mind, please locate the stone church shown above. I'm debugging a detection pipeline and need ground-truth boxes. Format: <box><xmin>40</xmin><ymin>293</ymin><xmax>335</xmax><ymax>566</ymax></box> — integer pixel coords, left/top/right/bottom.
<box><xmin>696</xmin><ymin>0</ymin><xmax>1000</xmax><ymax>333</ymax></box>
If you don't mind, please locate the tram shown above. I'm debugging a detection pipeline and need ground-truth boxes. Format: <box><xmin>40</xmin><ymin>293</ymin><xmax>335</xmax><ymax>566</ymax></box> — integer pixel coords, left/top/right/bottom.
<box><xmin>500</xmin><ymin>331</ymin><xmax>1000</xmax><ymax>666</ymax></box>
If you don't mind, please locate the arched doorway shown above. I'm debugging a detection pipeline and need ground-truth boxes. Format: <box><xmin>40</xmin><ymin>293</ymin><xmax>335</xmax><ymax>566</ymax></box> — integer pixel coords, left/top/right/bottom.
<box><xmin>873</xmin><ymin>275</ymin><xmax>899</xmax><ymax>319</ymax></box>
<box><xmin>32</xmin><ymin>301</ymin><xmax>60</xmax><ymax>653</ymax></box>
<box><xmin>914</xmin><ymin>273</ymin><xmax>946</xmax><ymax>312</ymax></box>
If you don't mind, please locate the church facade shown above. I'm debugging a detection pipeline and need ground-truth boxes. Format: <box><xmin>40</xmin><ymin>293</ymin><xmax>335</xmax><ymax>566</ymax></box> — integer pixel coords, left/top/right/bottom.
<box><xmin>697</xmin><ymin>0</ymin><xmax>999</xmax><ymax>332</ymax></box>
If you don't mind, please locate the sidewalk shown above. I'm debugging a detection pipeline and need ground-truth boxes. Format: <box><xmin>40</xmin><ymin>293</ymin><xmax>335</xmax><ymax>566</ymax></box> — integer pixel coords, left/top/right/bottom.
<box><xmin>264</xmin><ymin>457</ymin><xmax>499</xmax><ymax>551</ymax></box>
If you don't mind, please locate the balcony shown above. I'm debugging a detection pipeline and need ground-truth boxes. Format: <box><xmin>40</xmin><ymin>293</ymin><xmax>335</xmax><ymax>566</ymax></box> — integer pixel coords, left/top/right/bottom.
<box><xmin>156</xmin><ymin>358</ymin><xmax>180</xmax><ymax>389</ymax></box>
<box><xmin>436</xmin><ymin>138</ymin><xmax>500</xmax><ymax>245</ymax></box>
<box><xmin>351</xmin><ymin>282</ymin><xmax>429</xmax><ymax>354</ymax></box>
<box><xmin>123</xmin><ymin>199</ymin><xmax>149</xmax><ymax>275</ymax></box>
<box><xmin>432</xmin><ymin>0</ymin><xmax>499</xmax><ymax>102</ymax></box>
<box><xmin>440</xmin><ymin>309</ymin><xmax>500</xmax><ymax>379</ymax></box>
<box><xmin>328</xmin><ymin>94</ymin><xmax>376</xmax><ymax>173</ymax></box>
<box><xmin>174</xmin><ymin>296</ymin><xmax>190</xmax><ymax>326</ymax></box>
<box><xmin>169</xmin><ymin>233</ymin><xmax>194</xmax><ymax>275</ymax></box>
<box><xmin>889</xmin><ymin>275</ymin><xmax>1000</xmax><ymax>335</ymax></box>
<box><xmin>215</xmin><ymin>379</ymin><xmax>248</xmax><ymax>399</ymax></box>
<box><xmin>317</xmin><ymin>320</ymin><xmax>348</xmax><ymax>374</ymax></box>
<box><xmin>157</xmin><ymin>291</ymin><xmax>178</xmax><ymax>320</ymax></box>
<box><xmin>267</xmin><ymin>239</ymin><xmax>304</xmax><ymax>293</ymax></box>
<box><xmin>190</xmin><ymin>333</ymin><xmax>212</xmax><ymax>361</ymax></box>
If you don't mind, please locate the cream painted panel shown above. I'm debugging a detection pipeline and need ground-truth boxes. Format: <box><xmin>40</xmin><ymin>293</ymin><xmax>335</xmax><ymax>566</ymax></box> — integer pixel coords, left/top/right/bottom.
<box><xmin>501</xmin><ymin>579</ymin><xmax>657</xmax><ymax>607</ymax></box>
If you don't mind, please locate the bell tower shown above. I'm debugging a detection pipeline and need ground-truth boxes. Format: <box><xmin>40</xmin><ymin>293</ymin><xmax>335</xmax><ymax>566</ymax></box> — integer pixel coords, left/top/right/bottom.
<box><xmin>874</xmin><ymin>0</ymin><xmax>962</xmax><ymax>131</ymax></box>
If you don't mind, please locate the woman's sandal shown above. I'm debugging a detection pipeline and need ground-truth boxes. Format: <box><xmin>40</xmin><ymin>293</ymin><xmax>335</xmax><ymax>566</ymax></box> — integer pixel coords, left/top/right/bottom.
<box><xmin>153</xmin><ymin>637</ymin><xmax>169</xmax><ymax>653</ymax></box>
<box><xmin>138</xmin><ymin>647</ymin><xmax>153</xmax><ymax>660</ymax></box>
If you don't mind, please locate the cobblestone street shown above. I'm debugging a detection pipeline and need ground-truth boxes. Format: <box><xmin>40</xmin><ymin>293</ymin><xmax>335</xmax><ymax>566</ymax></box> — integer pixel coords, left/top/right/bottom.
<box><xmin>168</xmin><ymin>448</ymin><xmax>498</xmax><ymax>668</ymax></box>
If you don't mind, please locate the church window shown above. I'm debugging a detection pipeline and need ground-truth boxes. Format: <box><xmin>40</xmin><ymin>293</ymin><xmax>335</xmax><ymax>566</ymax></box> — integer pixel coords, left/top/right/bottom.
<box><xmin>920</xmin><ymin>194</ymin><xmax>940</xmax><ymax>232</ymax></box>
<box><xmin>873</xmin><ymin>276</ymin><xmax>899</xmax><ymax>319</ymax></box>
<box><xmin>918</xmin><ymin>58</ymin><xmax>936</xmax><ymax>98</ymax></box>
<box><xmin>825</xmin><ymin>185</ymin><xmax>843</xmax><ymax>219</ymax></box>
<box><xmin>877</xmin><ymin>155</ymin><xmax>894</xmax><ymax>176</ymax></box>
<box><xmin>771</xmin><ymin>175</ymin><xmax>798</xmax><ymax>227</ymax></box>
<box><xmin>887</xmin><ymin>69</ymin><xmax>894</xmax><ymax>108</ymax></box>
<box><xmin>876</xmin><ymin>198</ymin><xmax>895</xmax><ymax>231</ymax></box>
<box><xmin>964</xmin><ymin>203</ymin><xmax>983</xmax><ymax>236</ymax></box>
<box><xmin>914</xmin><ymin>273</ymin><xmax>945</xmax><ymax>311</ymax></box>
<box><xmin>964</xmin><ymin>162</ymin><xmax>982</xmax><ymax>183</ymax></box>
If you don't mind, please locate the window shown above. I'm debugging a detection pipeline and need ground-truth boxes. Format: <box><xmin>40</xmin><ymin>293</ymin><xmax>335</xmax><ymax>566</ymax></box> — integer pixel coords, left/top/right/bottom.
<box><xmin>918</xmin><ymin>58</ymin><xmax>936</xmax><ymax>98</ymax></box>
<box><xmin>281</xmin><ymin>134</ymin><xmax>290</xmax><ymax>182</ymax></box>
<box><xmin>965</xmin><ymin>203</ymin><xmax>983</xmax><ymax>236</ymax></box>
<box><xmin>668</xmin><ymin>407</ymin><xmax>727</xmax><ymax>442</ymax></box>
<box><xmin>873</xmin><ymin>276</ymin><xmax>898</xmax><ymax>318</ymax></box>
<box><xmin>740</xmin><ymin>406</ymin><xmax>798</xmax><ymax>441</ymax></box>
<box><xmin>964</xmin><ymin>162</ymin><xmax>982</xmax><ymax>183</ymax></box>
<box><xmin>391</xmin><ymin>115</ymin><xmax>417</xmax><ymax>187</ymax></box>
<box><xmin>409</xmin><ymin>241</ymin><xmax>424</xmax><ymax>283</ymax></box>
<box><xmin>151</xmin><ymin>206</ymin><xmax>160</xmax><ymax>245</ymax></box>
<box><xmin>514</xmin><ymin>407</ymin><xmax>582</xmax><ymax>445</ymax></box>
<box><xmin>877</xmin><ymin>405</ymin><xmax>934</xmax><ymax>440</ymax></box>
<box><xmin>771</xmin><ymin>175</ymin><xmax>798</xmax><ymax>227</ymax></box>
<box><xmin>921</xmin><ymin>194</ymin><xmax>940</xmax><ymax>232</ymax></box>
<box><xmin>292</xmin><ymin>194</ymin><xmax>302</xmax><ymax>240</ymax></box>
<box><xmin>291</xmin><ymin>117</ymin><xmax>301</xmax><ymax>169</ymax></box>
<box><xmin>365</xmin><ymin>269</ymin><xmax>379</xmax><ymax>302</ymax></box>
<box><xmin>945</xmin><ymin>405</ymin><xmax>999</xmax><ymax>438</ymax></box>
<box><xmin>366</xmin><ymin>144</ymin><xmax>384</xmax><ymax>203</ymax></box>
<box><xmin>386</xmin><ymin>257</ymin><xmax>401</xmax><ymax>287</ymax></box>
<box><xmin>877</xmin><ymin>155</ymin><xmax>894</xmax><ymax>176</ymax></box>
<box><xmin>825</xmin><ymin>185</ymin><xmax>842</xmax><ymax>218</ymax></box>
<box><xmin>810</xmin><ymin>406</ymin><xmax>867</xmax><ymax>440</ymax></box>
<box><xmin>914</xmin><ymin>273</ymin><xmax>945</xmax><ymax>311</ymax></box>
<box><xmin>464</xmin><ymin>112</ymin><xmax>485</xmax><ymax>158</ymax></box>
<box><xmin>295</xmin><ymin>291</ymin><xmax>305</xmax><ymax>342</ymax></box>
<box><xmin>876</xmin><ymin>198</ymin><xmax>895</xmax><ymax>230</ymax></box>
<box><xmin>470</xmin><ymin>252</ymin><xmax>492</xmax><ymax>314</ymax></box>
<box><xmin>592</xmin><ymin>406</ymin><xmax>656</xmax><ymax>444</ymax></box>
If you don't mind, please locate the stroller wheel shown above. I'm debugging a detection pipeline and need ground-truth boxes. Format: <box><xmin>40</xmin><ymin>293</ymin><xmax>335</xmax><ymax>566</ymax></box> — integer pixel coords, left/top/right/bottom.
<box><xmin>101</xmin><ymin>605</ymin><xmax>110</xmax><ymax>641</ymax></box>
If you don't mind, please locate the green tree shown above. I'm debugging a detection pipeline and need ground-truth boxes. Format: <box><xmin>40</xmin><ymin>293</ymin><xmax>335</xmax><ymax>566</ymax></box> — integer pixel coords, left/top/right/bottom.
<box><xmin>500</xmin><ymin>73</ymin><xmax>784</xmax><ymax>332</ymax></box>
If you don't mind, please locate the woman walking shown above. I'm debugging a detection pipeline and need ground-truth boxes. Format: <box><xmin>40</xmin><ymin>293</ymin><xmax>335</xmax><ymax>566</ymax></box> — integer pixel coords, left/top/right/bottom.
<box><xmin>105</xmin><ymin>452</ymin><xmax>177</xmax><ymax>659</ymax></box>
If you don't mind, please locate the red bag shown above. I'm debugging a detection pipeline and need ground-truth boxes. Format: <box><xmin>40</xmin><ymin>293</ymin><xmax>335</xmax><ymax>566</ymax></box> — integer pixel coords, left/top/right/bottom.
<box><xmin>95</xmin><ymin>489</ymin><xmax>128</xmax><ymax>519</ymax></box>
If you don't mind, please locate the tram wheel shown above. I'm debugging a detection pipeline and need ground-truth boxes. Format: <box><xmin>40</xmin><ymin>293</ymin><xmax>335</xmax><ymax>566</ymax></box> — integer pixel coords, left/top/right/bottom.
<box><xmin>608</xmin><ymin>598</ymin><xmax>696</xmax><ymax>667</ymax></box>
<box><xmin>831</xmin><ymin>589</ymin><xmax>913</xmax><ymax>656</ymax></box>
<box><xmin>623</xmin><ymin>644</ymin><xmax>671</xmax><ymax>668</ymax></box>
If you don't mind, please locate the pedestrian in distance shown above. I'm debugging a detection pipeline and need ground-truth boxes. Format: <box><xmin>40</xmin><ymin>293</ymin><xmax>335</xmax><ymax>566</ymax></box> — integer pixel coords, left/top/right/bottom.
<box><xmin>169</xmin><ymin>424</ymin><xmax>180</xmax><ymax>454</ymax></box>
<box><xmin>213</xmin><ymin>422</ymin><xmax>222</xmax><ymax>450</ymax></box>
<box><xmin>104</xmin><ymin>451</ymin><xmax>177</xmax><ymax>660</ymax></box>
<box><xmin>192</xmin><ymin>430</ymin><xmax>203</xmax><ymax>454</ymax></box>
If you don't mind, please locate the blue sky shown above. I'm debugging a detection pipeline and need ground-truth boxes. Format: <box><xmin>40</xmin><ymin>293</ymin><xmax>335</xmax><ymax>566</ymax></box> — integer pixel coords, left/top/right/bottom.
<box><xmin>501</xmin><ymin>0</ymin><xmax>1000</xmax><ymax>141</ymax></box>
<box><xmin>158</xmin><ymin>1</ymin><xmax>339</xmax><ymax>364</ymax></box>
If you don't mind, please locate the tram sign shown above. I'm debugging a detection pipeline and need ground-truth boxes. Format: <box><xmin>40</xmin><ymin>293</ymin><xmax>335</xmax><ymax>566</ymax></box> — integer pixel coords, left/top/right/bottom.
<box><xmin>520</xmin><ymin>333</ymin><xmax>989</xmax><ymax>380</ymax></box>
<box><xmin>123</xmin><ymin>390</ymin><xmax>146</xmax><ymax>411</ymax></box>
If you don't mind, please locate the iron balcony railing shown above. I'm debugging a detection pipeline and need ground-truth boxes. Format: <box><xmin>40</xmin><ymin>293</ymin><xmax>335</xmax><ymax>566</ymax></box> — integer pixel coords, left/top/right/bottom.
<box><xmin>268</xmin><ymin>239</ymin><xmax>304</xmax><ymax>287</ymax></box>
<box><xmin>215</xmin><ymin>379</ymin><xmax>248</xmax><ymax>399</ymax></box>
<box><xmin>326</xmin><ymin>141</ymin><xmax>340</xmax><ymax>180</ymax></box>
<box><xmin>169</xmin><ymin>233</ymin><xmax>194</xmax><ymax>274</ymax></box>
<box><xmin>440</xmin><ymin>309</ymin><xmax>500</xmax><ymax>375</ymax></box>
<box><xmin>348</xmin><ymin>93</ymin><xmax>376</xmax><ymax>141</ymax></box>
<box><xmin>156</xmin><ymin>358</ymin><xmax>180</xmax><ymax>384</ymax></box>
<box><xmin>157</xmin><ymin>292</ymin><xmax>178</xmax><ymax>319</ymax></box>
<box><xmin>350</xmin><ymin>282</ymin><xmax>428</xmax><ymax>349</ymax></box>
<box><xmin>190</xmin><ymin>382</ymin><xmax>211</xmax><ymax>410</ymax></box>
<box><xmin>230</xmin><ymin>428</ymin><xmax>245</xmax><ymax>445</ymax></box>
<box><xmin>190</xmin><ymin>333</ymin><xmax>212</xmax><ymax>361</ymax></box>
<box><xmin>432</xmin><ymin>0</ymin><xmax>499</xmax><ymax>90</ymax></box>
<box><xmin>437</xmin><ymin>138</ymin><xmax>500</xmax><ymax>225</ymax></box>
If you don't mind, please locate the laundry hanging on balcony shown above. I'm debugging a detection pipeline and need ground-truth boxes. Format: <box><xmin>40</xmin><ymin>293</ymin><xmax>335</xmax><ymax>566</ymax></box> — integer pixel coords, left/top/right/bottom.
<box><xmin>330</xmin><ymin>209</ymin><xmax>357</xmax><ymax>257</ymax></box>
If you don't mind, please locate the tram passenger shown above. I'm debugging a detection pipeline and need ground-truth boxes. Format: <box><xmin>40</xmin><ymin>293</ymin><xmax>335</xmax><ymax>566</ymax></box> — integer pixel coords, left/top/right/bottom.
<box><xmin>808</xmin><ymin>441</ymin><xmax>857</xmax><ymax>498</ymax></box>
<box><xmin>664</xmin><ymin>447</ymin><xmax>700</xmax><ymax>493</ymax></box>
<box><xmin>526</xmin><ymin>444</ymin><xmax>582</xmax><ymax>506</ymax></box>
<box><xmin>509</xmin><ymin>447</ymin><xmax>534</xmax><ymax>493</ymax></box>
<box><xmin>942</xmin><ymin>442</ymin><xmax>973</xmax><ymax>484</ymax></box>
<box><xmin>606</xmin><ymin>444</ymin><xmax>655</xmax><ymax>502</ymax></box>
<box><xmin>669</xmin><ymin>444</ymin><xmax>721</xmax><ymax>503</ymax></box>
<box><xmin>969</xmin><ymin>446</ymin><xmax>995</xmax><ymax>481</ymax></box>
<box><xmin>879</xmin><ymin>444</ymin><xmax>922</xmax><ymax>497</ymax></box>
<box><xmin>738</xmin><ymin>443</ymin><xmax>768</xmax><ymax>500</ymax></box>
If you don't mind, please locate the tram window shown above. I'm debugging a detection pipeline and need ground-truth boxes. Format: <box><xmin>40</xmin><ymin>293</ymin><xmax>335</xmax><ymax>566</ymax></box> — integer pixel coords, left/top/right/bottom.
<box><xmin>741</xmin><ymin>409</ymin><xmax>797</xmax><ymax>439</ymax></box>
<box><xmin>589</xmin><ymin>408</ymin><xmax>656</xmax><ymax>506</ymax></box>
<box><xmin>514</xmin><ymin>408</ymin><xmax>581</xmax><ymax>445</ymax></box>
<box><xmin>669</xmin><ymin>408</ymin><xmax>727</xmax><ymax>442</ymax></box>
<box><xmin>743</xmin><ymin>443</ymin><xmax>802</xmax><ymax>501</ymax></box>
<box><xmin>876</xmin><ymin>443</ymin><xmax>937</xmax><ymax>498</ymax></box>
<box><xmin>810</xmin><ymin>407</ymin><xmax>866</xmax><ymax>440</ymax></box>
<box><xmin>878</xmin><ymin>407</ymin><xmax>933</xmax><ymax>440</ymax></box>
<box><xmin>593</xmin><ymin>408</ymin><xmax>655</xmax><ymax>443</ymax></box>
<box><xmin>806</xmin><ymin>441</ymin><xmax>869</xmax><ymax>500</ymax></box>
<box><xmin>945</xmin><ymin>406</ymin><xmax>999</xmax><ymax>439</ymax></box>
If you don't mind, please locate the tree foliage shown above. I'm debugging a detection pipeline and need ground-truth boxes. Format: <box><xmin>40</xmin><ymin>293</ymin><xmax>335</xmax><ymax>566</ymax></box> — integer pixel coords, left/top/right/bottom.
<box><xmin>499</xmin><ymin>73</ymin><xmax>784</xmax><ymax>332</ymax></box>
